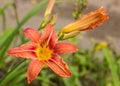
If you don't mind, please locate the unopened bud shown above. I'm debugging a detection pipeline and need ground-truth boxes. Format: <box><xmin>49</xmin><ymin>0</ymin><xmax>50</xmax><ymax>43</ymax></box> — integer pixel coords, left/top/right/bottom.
<box><xmin>62</xmin><ymin>7</ymin><xmax>108</xmax><ymax>33</ymax></box>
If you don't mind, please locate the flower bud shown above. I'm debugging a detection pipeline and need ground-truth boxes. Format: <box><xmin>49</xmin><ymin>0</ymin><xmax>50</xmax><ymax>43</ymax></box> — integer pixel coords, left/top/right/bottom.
<box><xmin>62</xmin><ymin>7</ymin><xmax>108</xmax><ymax>33</ymax></box>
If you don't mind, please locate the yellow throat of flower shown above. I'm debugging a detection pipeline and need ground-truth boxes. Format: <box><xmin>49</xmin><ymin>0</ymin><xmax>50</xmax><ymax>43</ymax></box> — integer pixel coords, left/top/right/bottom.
<box><xmin>36</xmin><ymin>42</ymin><xmax>53</xmax><ymax>61</ymax></box>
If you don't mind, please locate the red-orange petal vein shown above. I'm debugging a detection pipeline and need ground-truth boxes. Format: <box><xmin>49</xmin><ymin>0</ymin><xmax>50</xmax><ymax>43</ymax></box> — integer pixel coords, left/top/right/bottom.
<box><xmin>27</xmin><ymin>60</ymin><xmax>43</xmax><ymax>84</ymax></box>
<box><xmin>8</xmin><ymin>43</ymin><xmax>37</xmax><ymax>59</ymax></box>
<box><xmin>49</xmin><ymin>27</ymin><xmax>58</xmax><ymax>48</ymax></box>
<box><xmin>44</xmin><ymin>55</ymin><xmax>71</xmax><ymax>77</ymax></box>
<box><xmin>40</xmin><ymin>24</ymin><xmax>54</xmax><ymax>42</ymax></box>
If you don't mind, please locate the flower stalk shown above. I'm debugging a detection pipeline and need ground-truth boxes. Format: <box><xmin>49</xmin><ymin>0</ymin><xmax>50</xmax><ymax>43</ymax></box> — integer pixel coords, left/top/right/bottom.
<box><xmin>39</xmin><ymin>0</ymin><xmax>56</xmax><ymax>29</ymax></box>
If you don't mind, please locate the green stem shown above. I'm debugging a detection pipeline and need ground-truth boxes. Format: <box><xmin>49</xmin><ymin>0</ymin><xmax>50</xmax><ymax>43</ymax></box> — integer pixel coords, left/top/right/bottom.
<box><xmin>12</xmin><ymin>2</ymin><xmax>19</xmax><ymax>24</ymax></box>
<box><xmin>0</xmin><ymin>2</ymin><xmax>13</xmax><ymax>15</ymax></box>
<box><xmin>102</xmin><ymin>46</ymin><xmax>120</xmax><ymax>86</ymax></box>
<box><xmin>1</xmin><ymin>12</ymin><xmax>6</xmax><ymax>30</ymax></box>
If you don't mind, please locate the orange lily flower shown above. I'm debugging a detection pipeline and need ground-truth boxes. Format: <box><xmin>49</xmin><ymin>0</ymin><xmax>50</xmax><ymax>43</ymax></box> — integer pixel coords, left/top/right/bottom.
<box><xmin>8</xmin><ymin>24</ymin><xmax>77</xmax><ymax>83</ymax></box>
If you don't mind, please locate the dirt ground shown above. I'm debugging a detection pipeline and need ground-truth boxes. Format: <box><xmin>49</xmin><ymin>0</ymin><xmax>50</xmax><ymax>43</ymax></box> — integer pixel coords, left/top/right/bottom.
<box><xmin>0</xmin><ymin>0</ymin><xmax>120</xmax><ymax>53</ymax></box>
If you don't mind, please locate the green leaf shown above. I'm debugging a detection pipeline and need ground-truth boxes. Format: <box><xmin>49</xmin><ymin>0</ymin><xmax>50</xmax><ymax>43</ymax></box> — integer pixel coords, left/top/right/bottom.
<box><xmin>102</xmin><ymin>46</ymin><xmax>120</xmax><ymax>86</ymax></box>
<box><xmin>0</xmin><ymin>60</ymin><xmax>28</xmax><ymax>86</ymax></box>
<box><xmin>8</xmin><ymin>74</ymin><xmax>26</xmax><ymax>86</ymax></box>
<box><xmin>0</xmin><ymin>28</ymin><xmax>15</xmax><ymax>60</ymax></box>
<box><xmin>0</xmin><ymin>28</ymin><xmax>14</xmax><ymax>47</ymax></box>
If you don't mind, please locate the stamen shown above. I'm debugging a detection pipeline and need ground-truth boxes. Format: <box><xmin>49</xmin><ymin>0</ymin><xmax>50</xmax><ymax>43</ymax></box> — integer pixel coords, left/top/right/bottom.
<box><xmin>36</xmin><ymin>42</ymin><xmax>53</xmax><ymax>61</ymax></box>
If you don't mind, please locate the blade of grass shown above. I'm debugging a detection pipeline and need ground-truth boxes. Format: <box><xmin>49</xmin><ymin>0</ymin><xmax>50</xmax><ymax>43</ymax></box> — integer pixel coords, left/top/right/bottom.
<box><xmin>8</xmin><ymin>73</ymin><xmax>26</xmax><ymax>86</ymax></box>
<box><xmin>0</xmin><ymin>28</ymin><xmax>15</xmax><ymax>60</ymax></box>
<box><xmin>0</xmin><ymin>60</ymin><xmax>28</xmax><ymax>86</ymax></box>
<box><xmin>0</xmin><ymin>0</ymin><xmax>48</xmax><ymax>58</ymax></box>
<box><xmin>0</xmin><ymin>28</ymin><xmax>14</xmax><ymax>48</ymax></box>
<box><xmin>102</xmin><ymin>46</ymin><xmax>120</xmax><ymax>86</ymax></box>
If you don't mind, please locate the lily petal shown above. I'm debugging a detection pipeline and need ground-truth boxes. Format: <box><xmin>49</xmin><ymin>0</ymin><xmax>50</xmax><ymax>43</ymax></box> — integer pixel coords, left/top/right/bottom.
<box><xmin>23</xmin><ymin>28</ymin><xmax>40</xmax><ymax>43</ymax></box>
<box><xmin>27</xmin><ymin>60</ymin><xmax>43</xmax><ymax>84</ymax></box>
<box><xmin>8</xmin><ymin>43</ymin><xmax>37</xmax><ymax>59</ymax></box>
<box><xmin>40</xmin><ymin>24</ymin><xmax>54</xmax><ymax>42</ymax></box>
<box><xmin>49</xmin><ymin>26</ymin><xmax>58</xmax><ymax>48</ymax></box>
<box><xmin>44</xmin><ymin>55</ymin><xmax>71</xmax><ymax>77</ymax></box>
<box><xmin>54</xmin><ymin>42</ymin><xmax>77</xmax><ymax>54</ymax></box>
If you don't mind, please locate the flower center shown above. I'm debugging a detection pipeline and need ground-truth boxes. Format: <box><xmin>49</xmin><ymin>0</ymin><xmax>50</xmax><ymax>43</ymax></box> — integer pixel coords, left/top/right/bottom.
<box><xmin>36</xmin><ymin>42</ymin><xmax>53</xmax><ymax>61</ymax></box>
